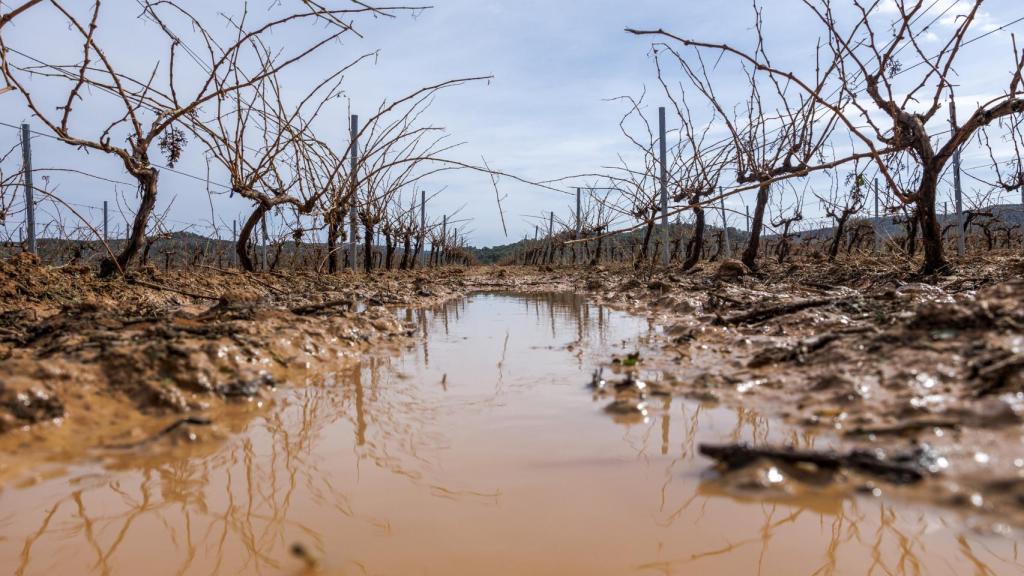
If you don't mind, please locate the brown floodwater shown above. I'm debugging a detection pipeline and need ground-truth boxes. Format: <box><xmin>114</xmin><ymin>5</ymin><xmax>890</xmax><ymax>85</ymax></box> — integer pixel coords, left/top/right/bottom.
<box><xmin>2</xmin><ymin>292</ymin><xmax>1022</xmax><ymax>575</ymax></box>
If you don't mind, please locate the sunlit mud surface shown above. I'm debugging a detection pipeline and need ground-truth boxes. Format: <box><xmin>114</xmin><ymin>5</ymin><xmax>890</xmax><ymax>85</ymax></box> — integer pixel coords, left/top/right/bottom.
<box><xmin>2</xmin><ymin>292</ymin><xmax>1022</xmax><ymax>575</ymax></box>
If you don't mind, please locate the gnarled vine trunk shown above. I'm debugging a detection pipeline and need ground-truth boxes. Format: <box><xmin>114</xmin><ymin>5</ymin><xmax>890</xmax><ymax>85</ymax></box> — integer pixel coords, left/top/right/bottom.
<box><xmin>363</xmin><ymin>221</ymin><xmax>374</xmax><ymax>272</ymax></box>
<box><xmin>683</xmin><ymin>204</ymin><xmax>705</xmax><ymax>272</ymax></box>
<box><xmin>99</xmin><ymin>168</ymin><xmax>157</xmax><ymax>277</ymax></box>
<box><xmin>326</xmin><ymin>213</ymin><xmax>341</xmax><ymax>274</ymax></box>
<box><xmin>384</xmin><ymin>232</ymin><xmax>395</xmax><ymax>270</ymax></box>
<box><xmin>915</xmin><ymin>172</ymin><xmax>947</xmax><ymax>273</ymax></box>
<box><xmin>236</xmin><ymin>203</ymin><xmax>270</xmax><ymax>272</ymax></box>
<box><xmin>741</xmin><ymin>182</ymin><xmax>769</xmax><ymax>271</ymax></box>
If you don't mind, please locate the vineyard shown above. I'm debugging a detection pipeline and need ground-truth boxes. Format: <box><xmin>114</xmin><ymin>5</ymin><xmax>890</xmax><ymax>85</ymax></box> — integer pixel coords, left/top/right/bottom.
<box><xmin>2</xmin><ymin>1</ymin><xmax>1024</xmax><ymax>575</ymax></box>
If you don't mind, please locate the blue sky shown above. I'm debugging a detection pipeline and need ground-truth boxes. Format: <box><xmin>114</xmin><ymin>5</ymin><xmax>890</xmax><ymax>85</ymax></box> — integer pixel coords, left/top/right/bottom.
<box><xmin>2</xmin><ymin>0</ymin><xmax>1023</xmax><ymax>248</ymax></box>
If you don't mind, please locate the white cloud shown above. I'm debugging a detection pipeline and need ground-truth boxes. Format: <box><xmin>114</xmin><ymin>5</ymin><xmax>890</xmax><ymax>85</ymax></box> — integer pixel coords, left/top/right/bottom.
<box><xmin>878</xmin><ymin>0</ymin><xmax>1000</xmax><ymax>34</ymax></box>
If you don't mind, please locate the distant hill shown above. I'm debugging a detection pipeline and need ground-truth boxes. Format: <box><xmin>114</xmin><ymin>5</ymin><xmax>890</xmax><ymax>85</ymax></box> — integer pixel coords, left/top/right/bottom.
<box><xmin>470</xmin><ymin>222</ymin><xmax>748</xmax><ymax>264</ymax></box>
<box><xmin>470</xmin><ymin>203</ymin><xmax>1024</xmax><ymax>263</ymax></box>
<box><xmin>793</xmin><ymin>203</ymin><xmax>1024</xmax><ymax>240</ymax></box>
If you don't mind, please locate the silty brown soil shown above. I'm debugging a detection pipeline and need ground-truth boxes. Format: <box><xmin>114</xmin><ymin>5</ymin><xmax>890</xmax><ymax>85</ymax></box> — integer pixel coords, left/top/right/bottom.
<box><xmin>561</xmin><ymin>254</ymin><xmax>1024</xmax><ymax>530</ymax></box>
<box><xmin>3</xmin><ymin>252</ymin><xmax>1024</xmax><ymax>528</ymax></box>
<box><xmin>0</xmin><ymin>255</ymin><xmax>471</xmax><ymax>481</ymax></box>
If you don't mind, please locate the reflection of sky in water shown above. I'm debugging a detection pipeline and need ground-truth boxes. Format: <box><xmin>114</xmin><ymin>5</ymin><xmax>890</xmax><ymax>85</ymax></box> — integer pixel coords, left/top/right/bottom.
<box><xmin>1</xmin><ymin>293</ymin><xmax>1021</xmax><ymax>576</ymax></box>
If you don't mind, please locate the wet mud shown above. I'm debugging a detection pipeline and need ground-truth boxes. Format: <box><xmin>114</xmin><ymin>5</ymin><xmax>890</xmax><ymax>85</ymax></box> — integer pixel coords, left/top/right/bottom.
<box><xmin>0</xmin><ymin>255</ymin><xmax>470</xmax><ymax>481</ymax></box>
<box><xmin>2</xmin><ymin>254</ymin><xmax>1024</xmax><ymax>573</ymax></box>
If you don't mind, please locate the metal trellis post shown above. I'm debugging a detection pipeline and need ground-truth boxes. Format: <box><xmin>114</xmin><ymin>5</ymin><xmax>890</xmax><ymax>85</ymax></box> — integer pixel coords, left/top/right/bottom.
<box><xmin>949</xmin><ymin>97</ymin><xmax>965</xmax><ymax>257</ymax></box>
<box><xmin>20</xmin><ymin>124</ymin><xmax>35</xmax><ymax>255</ymax></box>
<box><xmin>720</xmin><ymin>190</ymin><xmax>731</xmax><ymax>258</ymax></box>
<box><xmin>658</xmin><ymin>107</ymin><xmax>669</xmax><ymax>266</ymax></box>
<box><xmin>350</xmin><ymin>114</ymin><xmax>359</xmax><ymax>272</ymax></box>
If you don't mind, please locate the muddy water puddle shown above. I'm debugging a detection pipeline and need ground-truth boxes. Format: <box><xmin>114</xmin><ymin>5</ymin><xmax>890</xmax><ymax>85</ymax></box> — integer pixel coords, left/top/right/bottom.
<box><xmin>2</xmin><ymin>292</ymin><xmax>1022</xmax><ymax>575</ymax></box>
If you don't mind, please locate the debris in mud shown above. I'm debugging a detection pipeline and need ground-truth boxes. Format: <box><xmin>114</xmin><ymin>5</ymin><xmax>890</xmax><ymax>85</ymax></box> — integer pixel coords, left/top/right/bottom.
<box><xmin>290</xmin><ymin>542</ymin><xmax>320</xmax><ymax>570</ymax></box>
<box><xmin>716</xmin><ymin>296</ymin><xmax>840</xmax><ymax>325</ymax></box>
<box><xmin>289</xmin><ymin>297</ymin><xmax>355</xmax><ymax>315</ymax></box>
<box><xmin>604</xmin><ymin>398</ymin><xmax>648</xmax><ymax>415</ymax></box>
<box><xmin>747</xmin><ymin>332</ymin><xmax>842</xmax><ymax>367</ymax></box>
<box><xmin>646</xmin><ymin>278</ymin><xmax>671</xmax><ymax>291</ymax></box>
<box><xmin>591</xmin><ymin>367</ymin><xmax>670</xmax><ymax>400</ymax></box>
<box><xmin>844</xmin><ymin>417</ymin><xmax>961</xmax><ymax>437</ymax></box>
<box><xmin>593</xmin><ymin>361</ymin><xmax>674</xmax><ymax>426</ymax></box>
<box><xmin>699</xmin><ymin>442</ymin><xmax>942</xmax><ymax>485</ymax></box>
<box><xmin>611</xmin><ymin>352</ymin><xmax>641</xmax><ymax>367</ymax></box>
<box><xmin>970</xmin><ymin>350</ymin><xmax>1024</xmax><ymax>397</ymax></box>
<box><xmin>217</xmin><ymin>372</ymin><xmax>276</xmax><ymax>399</ymax></box>
<box><xmin>714</xmin><ymin>259</ymin><xmax>748</xmax><ymax>281</ymax></box>
<box><xmin>603</xmin><ymin>398</ymin><xmax>649</xmax><ymax>424</ymax></box>
<box><xmin>0</xmin><ymin>386</ymin><xmax>64</xmax><ymax>431</ymax></box>
<box><xmin>105</xmin><ymin>416</ymin><xmax>214</xmax><ymax>450</ymax></box>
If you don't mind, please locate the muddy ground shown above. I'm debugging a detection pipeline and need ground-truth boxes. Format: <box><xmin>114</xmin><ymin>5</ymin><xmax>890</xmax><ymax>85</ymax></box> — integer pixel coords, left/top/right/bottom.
<box><xmin>2</xmin><ymin>252</ymin><xmax>1024</xmax><ymax>529</ymax></box>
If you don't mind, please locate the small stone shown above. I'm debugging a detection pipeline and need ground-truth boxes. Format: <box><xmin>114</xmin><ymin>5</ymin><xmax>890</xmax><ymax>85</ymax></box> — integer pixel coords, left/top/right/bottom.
<box><xmin>218</xmin><ymin>373</ymin><xmax>275</xmax><ymax>398</ymax></box>
<box><xmin>714</xmin><ymin>259</ymin><xmax>748</xmax><ymax>281</ymax></box>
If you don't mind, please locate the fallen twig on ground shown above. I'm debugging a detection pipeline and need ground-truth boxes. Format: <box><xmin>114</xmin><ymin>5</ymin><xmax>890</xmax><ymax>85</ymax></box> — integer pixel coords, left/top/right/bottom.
<box><xmin>699</xmin><ymin>442</ymin><xmax>931</xmax><ymax>484</ymax></box>
<box><xmin>716</xmin><ymin>297</ymin><xmax>839</xmax><ymax>325</ymax></box>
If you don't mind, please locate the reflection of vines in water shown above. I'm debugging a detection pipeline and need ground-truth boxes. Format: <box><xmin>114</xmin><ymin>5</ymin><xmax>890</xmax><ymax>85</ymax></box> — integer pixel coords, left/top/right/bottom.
<box><xmin>335</xmin><ymin>357</ymin><xmax>456</xmax><ymax>484</ymax></box>
<box><xmin>655</xmin><ymin>401</ymin><xmax>705</xmax><ymax>528</ymax></box>
<box><xmin>342</xmin><ymin>293</ymin><xmax>636</xmax><ymax>504</ymax></box>
<box><xmin>956</xmin><ymin>533</ymin><xmax>1022</xmax><ymax>576</ymax></box>
<box><xmin>496</xmin><ymin>330</ymin><xmax>509</xmax><ymax>395</ymax></box>
<box><xmin>639</xmin><ymin>501</ymin><xmax>854</xmax><ymax>575</ymax></box>
<box><xmin>15</xmin><ymin>493</ymin><xmax>68</xmax><ymax>576</ymax></box>
<box><xmin>811</xmin><ymin>503</ymin><xmax>864</xmax><ymax>576</ymax></box>
<box><xmin>509</xmin><ymin>292</ymin><xmax>612</xmax><ymax>346</ymax></box>
<box><xmin>754</xmin><ymin>504</ymin><xmax>804</xmax><ymax>575</ymax></box>
<box><xmin>729</xmin><ymin>406</ymin><xmax>771</xmax><ymax>445</ymax></box>
<box><xmin>642</xmin><ymin>403</ymin><xmax>1016</xmax><ymax>575</ymax></box>
<box><xmin>344</xmin><ymin>293</ymin><xmax>619</xmax><ymax>497</ymax></box>
<box><xmin>679</xmin><ymin>493</ymin><xmax>1020</xmax><ymax>575</ymax></box>
<box><xmin>777</xmin><ymin>424</ymin><xmax>822</xmax><ymax>451</ymax></box>
<box><xmin>11</xmin><ymin>379</ymin><xmax>392</xmax><ymax>574</ymax></box>
<box><xmin>967</xmin><ymin>534</ymin><xmax>1024</xmax><ymax>573</ymax></box>
<box><xmin>11</xmin><ymin>326</ymin><xmax>505</xmax><ymax>574</ymax></box>
<box><xmin>653</xmin><ymin>401</ymin><xmax>772</xmax><ymax>524</ymax></box>
<box><xmin>13</xmin><ymin>293</ymin><xmax>1016</xmax><ymax>574</ymax></box>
